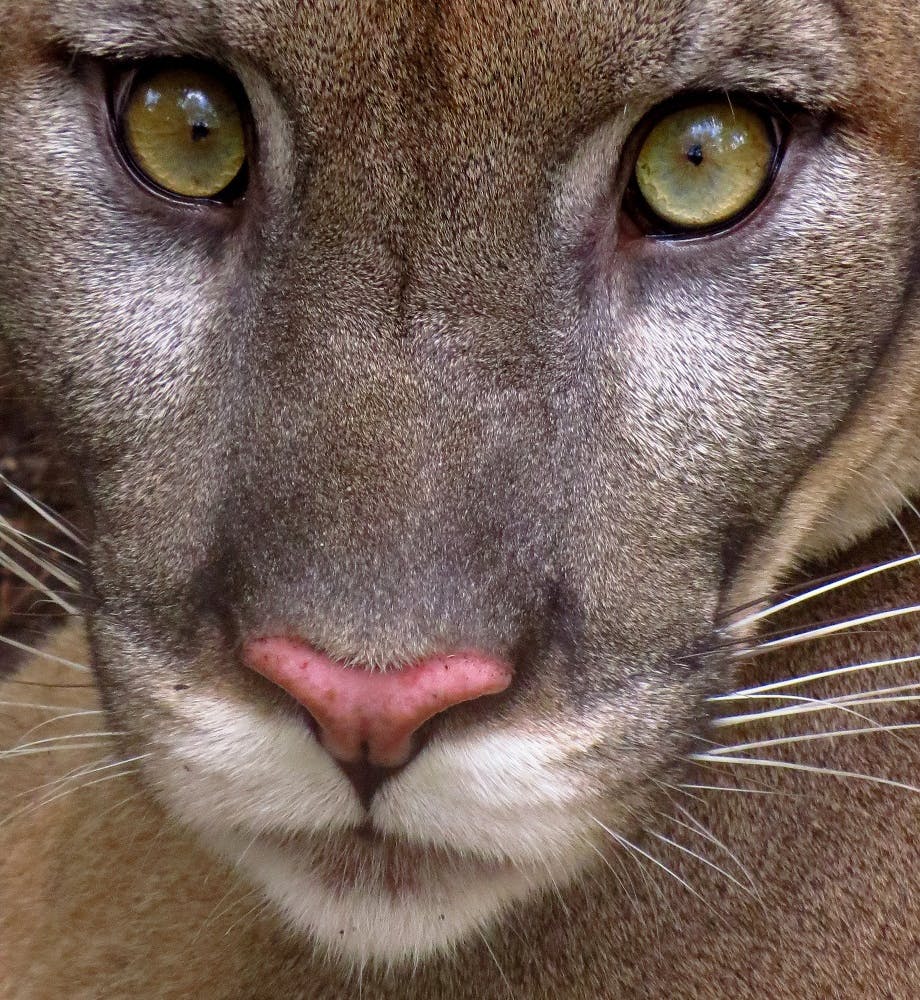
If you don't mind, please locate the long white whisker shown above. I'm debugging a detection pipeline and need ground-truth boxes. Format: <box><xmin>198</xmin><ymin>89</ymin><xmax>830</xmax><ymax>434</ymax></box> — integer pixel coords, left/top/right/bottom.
<box><xmin>194</xmin><ymin>835</ymin><xmax>263</xmax><ymax>942</ymax></box>
<box><xmin>0</xmin><ymin>548</ymin><xmax>78</xmax><ymax>614</ymax></box>
<box><xmin>1</xmin><ymin>474</ymin><xmax>84</xmax><ymax>546</ymax></box>
<box><xmin>731</xmin><ymin>552</ymin><xmax>920</xmax><ymax>630</ymax></box>
<box><xmin>588</xmin><ymin>814</ymin><xmax>707</xmax><ymax>904</ymax></box>
<box><xmin>753</xmin><ymin>605</ymin><xmax>920</xmax><ymax>653</ymax></box>
<box><xmin>477</xmin><ymin>927</ymin><xmax>516</xmax><ymax>1000</ymax></box>
<box><xmin>894</xmin><ymin>485</ymin><xmax>920</xmax><ymax>526</ymax></box>
<box><xmin>677</xmin><ymin>783</ymin><xmax>791</xmax><ymax>796</ymax></box>
<box><xmin>647</xmin><ymin>830</ymin><xmax>756</xmax><ymax>900</ymax></box>
<box><xmin>666</xmin><ymin>803</ymin><xmax>759</xmax><ymax>892</ymax></box>
<box><xmin>0</xmin><ymin>742</ymin><xmax>114</xmax><ymax>759</ymax></box>
<box><xmin>0</xmin><ymin>513</ymin><xmax>84</xmax><ymax>564</ymax></box>
<box><xmin>11</xmin><ymin>753</ymin><xmax>134</xmax><ymax>802</ymax></box>
<box><xmin>221</xmin><ymin>895</ymin><xmax>270</xmax><ymax>940</ymax></box>
<box><xmin>578</xmin><ymin>835</ymin><xmax>640</xmax><ymax>907</ymax></box>
<box><xmin>0</xmin><ymin>524</ymin><xmax>81</xmax><ymax>590</ymax></box>
<box><xmin>655</xmin><ymin>778</ymin><xmax>707</xmax><ymax>805</ymax></box>
<box><xmin>698</xmin><ymin>722</ymin><xmax>920</xmax><ymax>757</ymax></box>
<box><xmin>0</xmin><ymin>768</ymin><xmax>140</xmax><ymax>831</ymax></box>
<box><xmin>693</xmin><ymin>755</ymin><xmax>920</xmax><ymax>796</ymax></box>
<box><xmin>0</xmin><ymin>632</ymin><xmax>90</xmax><ymax>670</ymax></box>
<box><xmin>10</xmin><ymin>731</ymin><xmax>124</xmax><ymax>753</ymax></box>
<box><xmin>14</xmin><ymin>709</ymin><xmax>106</xmax><ymax>744</ymax></box>
<box><xmin>711</xmin><ymin>691</ymin><xmax>913</xmax><ymax>730</ymax></box>
<box><xmin>0</xmin><ymin>699</ymin><xmax>79</xmax><ymax>711</ymax></box>
<box><xmin>716</xmin><ymin>652</ymin><xmax>920</xmax><ymax>699</ymax></box>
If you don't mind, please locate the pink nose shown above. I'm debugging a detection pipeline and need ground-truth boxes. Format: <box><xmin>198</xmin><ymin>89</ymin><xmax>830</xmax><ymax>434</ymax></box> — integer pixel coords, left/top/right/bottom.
<box><xmin>243</xmin><ymin>637</ymin><xmax>513</xmax><ymax>768</ymax></box>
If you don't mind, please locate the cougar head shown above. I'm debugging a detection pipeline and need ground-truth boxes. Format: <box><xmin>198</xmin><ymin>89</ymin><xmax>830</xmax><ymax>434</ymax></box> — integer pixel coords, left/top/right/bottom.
<box><xmin>2</xmin><ymin>0</ymin><xmax>919</xmax><ymax>966</ymax></box>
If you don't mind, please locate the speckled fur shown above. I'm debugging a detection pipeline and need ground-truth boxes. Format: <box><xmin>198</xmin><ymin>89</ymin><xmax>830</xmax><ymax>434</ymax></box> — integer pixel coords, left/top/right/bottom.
<box><xmin>1</xmin><ymin>0</ymin><xmax>920</xmax><ymax>995</ymax></box>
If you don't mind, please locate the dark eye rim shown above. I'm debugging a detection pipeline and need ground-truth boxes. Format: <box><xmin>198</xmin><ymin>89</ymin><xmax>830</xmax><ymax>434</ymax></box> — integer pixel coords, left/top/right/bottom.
<box><xmin>108</xmin><ymin>58</ymin><xmax>253</xmax><ymax>207</ymax></box>
<box><xmin>622</xmin><ymin>92</ymin><xmax>791</xmax><ymax>241</ymax></box>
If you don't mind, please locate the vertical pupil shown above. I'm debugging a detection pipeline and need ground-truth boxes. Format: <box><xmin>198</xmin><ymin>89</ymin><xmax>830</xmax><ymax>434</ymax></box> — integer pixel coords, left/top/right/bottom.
<box><xmin>191</xmin><ymin>121</ymin><xmax>211</xmax><ymax>142</ymax></box>
<box><xmin>686</xmin><ymin>143</ymin><xmax>704</xmax><ymax>166</ymax></box>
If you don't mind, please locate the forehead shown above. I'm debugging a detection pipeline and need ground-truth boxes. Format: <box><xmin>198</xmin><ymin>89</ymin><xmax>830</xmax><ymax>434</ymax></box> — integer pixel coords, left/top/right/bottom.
<box><xmin>41</xmin><ymin>0</ymin><xmax>853</xmax><ymax>118</ymax></box>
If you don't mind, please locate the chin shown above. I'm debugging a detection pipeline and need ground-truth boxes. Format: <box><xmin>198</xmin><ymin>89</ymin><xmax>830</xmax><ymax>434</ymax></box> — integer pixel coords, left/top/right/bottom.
<box><xmin>215</xmin><ymin>826</ymin><xmax>562</xmax><ymax>966</ymax></box>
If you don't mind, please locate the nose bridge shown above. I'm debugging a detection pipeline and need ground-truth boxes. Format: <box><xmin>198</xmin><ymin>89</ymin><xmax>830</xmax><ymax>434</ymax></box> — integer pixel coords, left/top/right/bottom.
<box><xmin>228</xmin><ymin>282</ymin><xmax>560</xmax><ymax>661</ymax></box>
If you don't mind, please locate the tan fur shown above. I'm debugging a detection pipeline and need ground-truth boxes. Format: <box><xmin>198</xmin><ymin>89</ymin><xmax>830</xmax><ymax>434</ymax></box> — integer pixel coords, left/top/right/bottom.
<box><xmin>3</xmin><ymin>0</ymin><xmax>920</xmax><ymax>995</ymax></box>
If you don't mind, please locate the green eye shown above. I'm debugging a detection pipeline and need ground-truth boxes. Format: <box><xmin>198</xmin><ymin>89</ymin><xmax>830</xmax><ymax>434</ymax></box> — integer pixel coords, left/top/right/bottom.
<box><xmin>632</xmin><ymin>100</ymin><xmax>777</xmax><ymax>232</ymax></box>
<box><xmin>121</xmin><ymin>66</ymin><xmax>248</xmax><ymax>201</ymax></box>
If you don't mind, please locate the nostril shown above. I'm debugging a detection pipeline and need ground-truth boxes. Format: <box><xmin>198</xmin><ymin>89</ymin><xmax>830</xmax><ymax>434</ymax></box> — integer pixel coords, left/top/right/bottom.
<box><xmin>243</xmin><ymin>637</ymin><xmax>513</xmax><ymax>772</ymax></box>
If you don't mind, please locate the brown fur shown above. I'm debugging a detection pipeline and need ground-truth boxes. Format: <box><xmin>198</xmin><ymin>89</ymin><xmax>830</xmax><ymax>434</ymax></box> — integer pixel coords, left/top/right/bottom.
<box><xmin>2</xmin><ymin>0</ymin><xmax>920</xmax><ymax>995</ymax></box>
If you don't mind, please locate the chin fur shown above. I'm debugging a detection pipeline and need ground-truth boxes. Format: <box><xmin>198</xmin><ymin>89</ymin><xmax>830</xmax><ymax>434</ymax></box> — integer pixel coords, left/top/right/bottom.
<box><xmin>227</xmin><ymin>833</ymin><xmax>565</xmax><ymax>966</ymax></box>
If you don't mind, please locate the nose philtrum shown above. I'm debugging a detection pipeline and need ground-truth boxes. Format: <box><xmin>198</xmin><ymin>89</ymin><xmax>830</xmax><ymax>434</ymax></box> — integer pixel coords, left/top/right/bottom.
<box><xmin>243</xmin><ymin>637</ymin><xmax>513</xmax><ymax>797</ymax></box>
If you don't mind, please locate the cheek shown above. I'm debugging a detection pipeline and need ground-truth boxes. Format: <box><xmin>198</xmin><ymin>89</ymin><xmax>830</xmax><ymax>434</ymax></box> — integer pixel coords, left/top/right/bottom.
<box><xmin>574</xmin><ymin>136</ymin><xmax>912</xmax><ymax>558</ymax></box>
<box><xmin>0</xmin><ymin>62</ymin><xmax>248</xmax><ymax>447</ymax></box>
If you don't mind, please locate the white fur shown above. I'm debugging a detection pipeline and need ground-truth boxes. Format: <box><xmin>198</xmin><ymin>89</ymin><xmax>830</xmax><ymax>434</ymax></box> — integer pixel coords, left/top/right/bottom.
<box><xmin>147</xmin><ymin>697</ymin><xmax>600</xmax><ymax>963</ymax></box>
<box><xmin>148</xmin><ymin>696</ymin><xmax>364</xmax><ymax>835</ymax></box>
<box><xmin>236</xmin><ymin>835</ymin><xmax>555</xmax><ymax>966</ymax></box>
<box><xmin>375</xmin><ymin>731</ymin><xmax>592</xmax><ymax>861</ymax></box>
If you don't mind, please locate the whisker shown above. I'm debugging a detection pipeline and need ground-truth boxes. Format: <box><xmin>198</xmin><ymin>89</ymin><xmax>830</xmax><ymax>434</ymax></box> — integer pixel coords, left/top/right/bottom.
<box><xmin>14</xmin><ymin>708</ymin><xmax>106</xmax><ymax>743</ymax></box>
<box><xmin>717</xmin><ymin>556</ymin><xmax>912</xmax><ymax>625</ymax></box>
<box><xmin>3</xmin><ymin>678</ymin><xmax>95</xmax><ymax>688</ymax></box>
<box><xmin>664</xmin><ymin>803</ymin><xmax>759</xmax><ymax>892</ymax></box>
<box><xmin>692</xmin><ymin>755</ymin><xmax>920</xmax><ymax>796</ymax></box>
<box><xmin>194</xmin><ymin>833</ymin><xmax>263</xmax><ymax>941</ymax></box>
<box><xmin>647</xmin><ymin>830</ymin><xmax>757</xmax><ymax>901</ymax></box>
<box><xmin>752</xmin><ymin>604</ymin><xmax>920</xmax><ymax>653</ymax></box>
<box><xmin>0</xmin><ymin>741</ymin><xmax>114</xmax><ymax>759</ymax></box>
<box><xmin>710</xmin><ymin>692</ymin><xmax>913</xmax><ymax>733</ymax></box>
<box><xmin>11</xmin><ymin>753</ymin><xmax>130</xmax><ymax>802</ymax></box>
<box><xmin>0</xmin><ymin>632</ymin><xmax>90</xmax><ymax>670</ymax></box>
<box><xmin>895</xmin><ymin>487</ymin><xmax>920</xmax><ymax>528</ymax></box>
<box><xmin>878</xmin><ymin>496</ymin><xmax>915</xmax><ymax>553</ymax></box>
<box><xmin>728</xmin><ymin>552</ymin><xmax>920</xmax><ymax>630</ymax></box>
<box><xmin>222</xmin><ymin>896</ymin><xmax>270</xmax><ymax>940</ymax></box>
<box><xmin>0</xmin><ymin>514</ymin><xmax>84</xmax><ymax>564</ymax></box>
<box><xmin>476</xmin><ymin>927</ymin><xmax>516</xmax><ymax>1000</ymax></box>
<box><xmin>0</xmin><ymin>524</ymin><xmax>82</xmax><ymax>591</ymax></box>
<box><xmin>578</xmin><ymin>834</ymin><xmax>641</xmax><ymax>908</ymax></box>
<box><xmin>654</xmin><ymin>778</ymin><xmax>707</xmax><ymax>805</ymax></box>
<box><xmin>0</xmin><ymin>547</ymin><xmax>78</xmax><ymax>615</ymax></box>
<box><xmin>717</xmin><ymin>652</ymin><xmax>920</xmax><ymax>699</ymax></box>
<box><xmin>677</xmin><ymin>783</ymin><xmax>792</xmax><ymax>796</ymax></box>
<box><xmin>697</xmin><ymin>722</ymin><xmax>920</xmax><ymax>757</ymax></box>
<box><xmin>0</xmin><ymin>699</ymin><xmax>80</xmax><ymax>711</ymax></box>
<box><xmin>8</xmin><ymin>730</ymin><xmax>124</xmax><ymax>753</ymax></box>
<box><xmin>0</xmin><ymin>767</ymin><xmax>140</xmax><ymax>831</ymax></box>
<box><xmin>1</xmin><ymin>474</ymin><xmax>84</xmax><ymax>546</ymax></box>
<box><xmin>692</xmin><ymin>758</ymin><xmax>781</xmax><ymax>793</ymax></box>
<box><xmin>588</xmin><ymin>814</ymin><xmax>707</xmax><ymax>905</ymax></box>
<box><xmin>94</xmin><ymin>787</ymin><xmax>146</xmax><ymax>821</ymax></box>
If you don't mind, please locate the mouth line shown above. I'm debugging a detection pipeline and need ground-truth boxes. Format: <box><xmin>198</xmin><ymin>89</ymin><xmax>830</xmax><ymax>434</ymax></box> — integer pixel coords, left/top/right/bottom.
<box><xmin>252</xmin><ymin>823</ymin><xmax>517</xmax><ymax>896</ymax></box>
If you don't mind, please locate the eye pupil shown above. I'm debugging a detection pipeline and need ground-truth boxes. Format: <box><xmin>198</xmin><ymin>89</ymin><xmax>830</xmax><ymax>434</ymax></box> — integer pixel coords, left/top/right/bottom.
<box><xmin>686</xmin><ymin>143</ymin><xmax>704</xmax><ymax>166</ymax></box>
<box><xmin>191</xmin><ymin>121</ymin><xmax>211</xmax><ymax>142</ymax></box>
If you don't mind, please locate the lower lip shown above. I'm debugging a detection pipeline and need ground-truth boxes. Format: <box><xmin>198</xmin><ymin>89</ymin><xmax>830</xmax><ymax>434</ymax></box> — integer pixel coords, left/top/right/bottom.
<box><xmin>259</xmin><ymin>827</ymin><xmax>511</xmax><ymax>895</ymax></box>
